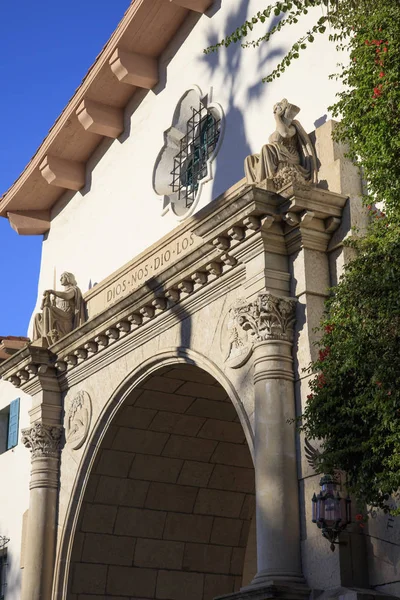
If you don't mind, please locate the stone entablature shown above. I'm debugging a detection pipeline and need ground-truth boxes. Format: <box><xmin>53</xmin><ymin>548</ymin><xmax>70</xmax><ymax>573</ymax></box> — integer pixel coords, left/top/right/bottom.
<box><xmin>0</xmin><ymin>180</ymin><xmax>347</xmax><ymax>391</ymax></box>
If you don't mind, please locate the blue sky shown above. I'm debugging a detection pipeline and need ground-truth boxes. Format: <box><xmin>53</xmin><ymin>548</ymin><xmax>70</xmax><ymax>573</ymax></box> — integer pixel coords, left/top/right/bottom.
<box><xmin>0</xmin><ymin>0</ymin><xmax>130</xmax><ymax>336</ymax></box>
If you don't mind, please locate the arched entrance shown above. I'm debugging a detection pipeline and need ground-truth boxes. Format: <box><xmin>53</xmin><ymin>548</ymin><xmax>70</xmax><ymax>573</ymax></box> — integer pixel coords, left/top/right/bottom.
<box><xmin>67</xmin><ymin>363</ymin><xmax>255</xmax><ymax>599</ymax></box>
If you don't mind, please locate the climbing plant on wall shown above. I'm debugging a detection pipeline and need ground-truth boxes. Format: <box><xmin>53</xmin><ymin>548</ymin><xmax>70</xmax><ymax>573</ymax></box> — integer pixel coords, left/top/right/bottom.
<box><xmin>205</xmin><ymin>0</ymin><xmax>400</xmax><ymax>511</ymax></box>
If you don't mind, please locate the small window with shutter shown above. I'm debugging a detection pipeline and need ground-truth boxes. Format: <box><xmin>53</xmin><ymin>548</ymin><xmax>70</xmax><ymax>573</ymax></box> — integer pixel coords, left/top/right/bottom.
<box><xmin>7</xmin><ymin>399</ymin><xmax>19</xmax><ymax>450</ymax></box>
<box><xmin>0</xmin><ymin>398</ymin><xmax>20</xmax><ymax>454</ymax></box>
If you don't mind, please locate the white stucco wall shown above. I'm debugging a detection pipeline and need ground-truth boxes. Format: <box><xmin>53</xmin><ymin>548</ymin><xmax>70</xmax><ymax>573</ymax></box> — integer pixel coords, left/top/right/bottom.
<box><xmin>0</xmin><ymin>380</ymin><xmax>31</xmax><ymax>600</ymax></box>
<box><xmin>30</xmin><ymin>0</ymin><xmax>345</xmax><ymax>329</ymax></box>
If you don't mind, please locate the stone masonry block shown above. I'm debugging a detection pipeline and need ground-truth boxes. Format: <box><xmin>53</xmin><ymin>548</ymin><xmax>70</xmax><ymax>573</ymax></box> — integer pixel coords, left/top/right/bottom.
<box><xmin>95</xmin><ymin>476</ymin><xmax>149</xmax><ymax>507</ymax></box>
<box><xmin>210</xmin><ymin>517</ymin><xmax>243</xmax><ymax>547</ymax></box>
<box><xmin>187</xmin><ymin>399</ymin><xmax>237</xmax><ymax>421</ymax></box>
<box><xmin>230</xmin><ymin>547</ymin><xmax>246</xmax><ymax>575</ymax></box>
<box><xmin>114</xmin><ymin>507</ymin><xmax>166</xmax><ymax>538</ymax></box>
<box><xmin>203</xmin><ymin>574</ymin><xmax>236</xmax><ymax>600</ymax></box>
<box><xmin>112</xmin><ymin>427</ymin><xmax>169</xmax><ymax>455</ymax></box>
<box><xmin>81</xmin><ymin>503</ymin><xmax>117</xmax><ymax>534</ymax></box>
<box><xmin>78</xmin><ymin>596</ymin><xmax>126</xmax><ymax>600</ymax></box>
<box><xmin>150</xmin><ymin>411</ymin><xmax>205</xmax><ymax>436</ymax></box>
<box><xmin>81</xmin><ymin>533</ymin><xmax>135</xmax><ymax>566</ymax></box>
<box><xmin>240</xmin><ymin>495</ymin><xmax>255</xmax><ymax>521</ymax></box>
<box><xmin>163</xmin><ymin>434</ymin><xmax>217</xmax><ymax>462</ymax></box>
<box><xmin>107</xmin><ymin>566</ymin><xmax>157</xmax><ymax>597</ymax></box>
<box><xmin>176</xmin><ymin>381</ymin><xmax>228</xmax><ymax>401</ymax></box>
<box><xmin>164</xmin><ymin>367</ymin><xmax>216</xmax><ymax>385</ymax></box>
<box><xmin>197</xmin><ymin>419</ymin><xmax>245</xmax><ymax>444</ymax></box>
<box><xmin>194</xmin><ymin>489</ymin><xmax>245</xmax><ymax>518</ymax></box>
<box><xmin>136</xmin><ymin>389</ymin><xmax>194</xmax><ymax>413</ymax></box>
<box><xmin>211</xmin><ymin>442</ymin><xmax>253</xmax><ymax>468</ymax></box>
<box><xmin>96</xmin><ymin>449</ymin><xmax>135</xmax><ymax>477</ymax></box>
<box><xmin>142</xmin><ymin>375</ymin><xmax>184</xmax><ymax>393</ymax></box>
<box><xmin>208</xmin><ymin>464</ymin><xmax>254</xmax><ymax>493</ymax></box>
<box><xmin>115</xmin><ymin>406</ymin><xmax>157</xmax><ymax>429</ymax></box>
<box><xmin>163</xmin><ymin>512</ymin><xmax>213</xmax><ymax>543</ymax></box>
<box><xmin>178</xmin><ymin>460</ymin><xmax>214</xmax><ymax>487</ymax></box>
<box><xmin>183</xmin><ymin>542</ymin><xmax>232</xmax><ymax>574</ymax></box>
<box><xmin>145</xmin><ymin>481</ymin><xmax>198</xmax><ymax>513</ymax></box>
<box><xmin>134</xmin><ymin>538</ymin><xmax>184</xmax><ymax>569</ymax></box>
<box><xmin>72</xmin><ymin>563</ymin><xmax>107</xmax><ymax>594</ymax></box>
<box><xmin>156</xmin><ymin>570</ymin><xmax>204</xmax><ymax>600</ymax></box>
<box><xmin>129</xmin><ymin>454</ymin><xmax>183</xmax><ymax>483</ymax></box>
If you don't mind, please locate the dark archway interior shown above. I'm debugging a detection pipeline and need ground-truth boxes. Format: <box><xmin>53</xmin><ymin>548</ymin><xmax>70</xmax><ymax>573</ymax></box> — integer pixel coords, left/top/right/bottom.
<box><xmin>68</xmin><ymin>364</ymin><xmax>255</xmax><ymax>599</ymax></box>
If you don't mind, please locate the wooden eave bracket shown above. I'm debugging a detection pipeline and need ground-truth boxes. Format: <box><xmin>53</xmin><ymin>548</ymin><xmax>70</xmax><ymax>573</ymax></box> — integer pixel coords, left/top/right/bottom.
<box><xmin>170</xmin><ymin>0</ymin><xmax>213</xmax><ymax>12</ymax></box>
<box><xmin>39</xmin><ymin>155</ymin><xmax>85</xmax><ymax>191</ymax></box>
<box><xmin>109</xmin><ymin>48</ymin><xmax>159</xmax><ymax>89</ymax></box>
<box><xmin>8</xmin><ymin>210</ymin><xmax>50</xmax><ymax>235</ymax></box>
<box><xmin>76</xmin><ymin>98</ymin><xmax>124</xmax><ymax>139</ymax></box>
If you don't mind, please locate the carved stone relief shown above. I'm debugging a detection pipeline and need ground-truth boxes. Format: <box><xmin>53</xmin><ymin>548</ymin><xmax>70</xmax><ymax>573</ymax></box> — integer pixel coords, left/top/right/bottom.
<box><xmin>65</xmin><ymin>390</ymin><xmax>92</xmax><ymax>450</ymax></box>
<box><xmin>223</xmin><ymin>293</ymin><xmax>297</xmax><ymax>368</ymax></box>
<box><xmin>21</xmin><ymin>423</ymin><xmax>62</xmax><ymax>459</ymax></box>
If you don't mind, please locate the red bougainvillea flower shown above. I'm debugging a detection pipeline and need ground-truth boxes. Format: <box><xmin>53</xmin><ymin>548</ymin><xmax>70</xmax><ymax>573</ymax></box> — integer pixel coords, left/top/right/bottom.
<box><xmin>379</xmin><ymin>72</ymin><xmax>385</xmax><ymax>78</ymax></box>
<box><xmin>307</xmin><ymin>394</ymin><xmax>314</xmax><ymax>400</ymax></box>
<box><xmin>319</xmin><ymin>347</ymin><xmax>331</xmax><ymax>362</ymax></box>
<box><xmin>324</xmin><ymin>324</ymin><xmax>334</xmax><ymax>334</ymax></box>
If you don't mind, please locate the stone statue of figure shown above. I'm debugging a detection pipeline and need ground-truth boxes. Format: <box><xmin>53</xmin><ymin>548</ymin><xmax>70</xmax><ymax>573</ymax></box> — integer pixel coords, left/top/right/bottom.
<box><xmin>32</xmin><ymin>272</ymin><xmax>86</xmax><ymax>345</ymax></box>
<box><xmin>244</xmin><ymin>98</ymin><xmax>317</xmax><ymax>189</ymax></box>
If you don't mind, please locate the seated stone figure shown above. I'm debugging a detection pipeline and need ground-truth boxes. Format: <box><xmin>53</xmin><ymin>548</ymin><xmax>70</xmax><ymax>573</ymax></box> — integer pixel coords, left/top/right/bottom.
<box><xmin>32</xmin><ymin>272</ymin><xmax>86</xmax><ymax>346</ymax></box>
<box><xmin>244</xmin><ymin>98</ymin><xmax>317</xmax><ymax>189</ymax></box>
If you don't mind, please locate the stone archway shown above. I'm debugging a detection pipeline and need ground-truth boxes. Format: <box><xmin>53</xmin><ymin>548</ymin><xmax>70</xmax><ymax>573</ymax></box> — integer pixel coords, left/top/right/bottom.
<box><xmin>67</xmin><ymin>363</ymin><xmax>255</xmax><ymax>599</ymax></box>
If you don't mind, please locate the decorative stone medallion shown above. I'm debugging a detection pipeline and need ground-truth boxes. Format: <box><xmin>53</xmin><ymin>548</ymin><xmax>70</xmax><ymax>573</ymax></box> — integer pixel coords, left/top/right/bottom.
<box><xmin>221</xmin><ymin>299</ymin><xmax>254</xmax><ymax>369</ymax></box>
<box><xmin>65</xmin><ymin>390</ymin><xmax>92</xmax><ymax>450</ymax></box>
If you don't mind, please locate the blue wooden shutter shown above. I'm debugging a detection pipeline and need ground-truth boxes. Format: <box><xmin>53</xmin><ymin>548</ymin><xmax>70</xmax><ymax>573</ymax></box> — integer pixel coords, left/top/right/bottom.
<box><xmin>7</xmin><ymin>398</ymin><xmax>20</xmax><ymax>450</ymax></box>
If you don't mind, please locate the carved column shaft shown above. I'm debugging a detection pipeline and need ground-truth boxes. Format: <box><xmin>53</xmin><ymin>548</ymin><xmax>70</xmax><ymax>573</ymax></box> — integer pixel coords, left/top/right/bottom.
<box><xmin>252</xmin><ymin>339</ymin><xmax>303</xmax><ymax>584</ymax></box>
<box><xmin>21</xmin><ymin>423</ymin><xmax>62</xmax><ymax>600</ymax></box>
<box><xmin>229</xmin><ymin>293</ymin><xmax>304</xmax><ymax>588</ymax></box>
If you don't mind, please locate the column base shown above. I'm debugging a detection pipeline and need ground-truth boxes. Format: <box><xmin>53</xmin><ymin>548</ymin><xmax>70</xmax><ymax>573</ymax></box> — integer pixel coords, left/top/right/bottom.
<box><xmin>311</xmin><ymin>587</ymin><xmax>400</xmax><ymax>600</ymax></box>
<box><xmin>215</xmin><ymin>585</ymin><xmax>400</xmax><ymax>600</ymax></box>
<box><xmin>215</xmin><ymin>581</ymin><xmax>310</xmax><ymax>600</ymax></box>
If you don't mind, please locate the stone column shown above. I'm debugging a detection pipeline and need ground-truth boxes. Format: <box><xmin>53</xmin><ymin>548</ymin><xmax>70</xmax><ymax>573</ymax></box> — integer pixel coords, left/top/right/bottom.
<box><xmin>230</xmin><ymin>293</ymin><xmax>306</xmax><ymax>594</ymax></box>
<box><xmin>21</xmin><ymin>422</ymin><xmax>62</xmax><ymax>600</ymax></box>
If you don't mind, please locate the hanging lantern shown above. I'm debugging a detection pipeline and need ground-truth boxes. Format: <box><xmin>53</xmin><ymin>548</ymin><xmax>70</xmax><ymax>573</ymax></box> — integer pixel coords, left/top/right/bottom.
<box><xmin>312</xmin><ymin>474</ymin><xmax>351</xmax><ymax>551</ymax></box>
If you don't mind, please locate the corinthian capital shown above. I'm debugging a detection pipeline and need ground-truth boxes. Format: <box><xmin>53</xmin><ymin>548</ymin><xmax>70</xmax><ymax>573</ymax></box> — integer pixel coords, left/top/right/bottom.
<box><xmin>255</xmin><ymin>293</ymin><xmax>296</xmax><ymax>342</ymax></box>
<box><xmin>21</xmin><ymin>423</ymin><xmax>62</xmax><ymax>459</ymax></box>
<box><xmin>223</xmin><ymin>293</ymin><xmax>296</xmax><ymax>368</ymax></box>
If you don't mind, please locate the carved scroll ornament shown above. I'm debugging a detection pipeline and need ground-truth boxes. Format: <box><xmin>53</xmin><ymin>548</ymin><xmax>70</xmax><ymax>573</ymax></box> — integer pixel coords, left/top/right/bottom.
<box><xmin>223</xmin><ymin>293</ymin><xmax>296</xmax><ymax>368</ymax></box>
<box><xmin>21</xmin><ymin>423</ymin><xmax>62</xmax><ymax>459</ymax></box>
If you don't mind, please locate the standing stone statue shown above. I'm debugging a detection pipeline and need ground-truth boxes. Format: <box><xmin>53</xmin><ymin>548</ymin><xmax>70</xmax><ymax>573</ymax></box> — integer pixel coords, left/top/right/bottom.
<box><xmin>32</xmin><ymin>272</ymin><xmax>86</xmax><ymax>345</ymax></box>
<box><xmin>245</xmin><ymin>98</ymin><xmax>317</xmax><ymax>189</ymax></box>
